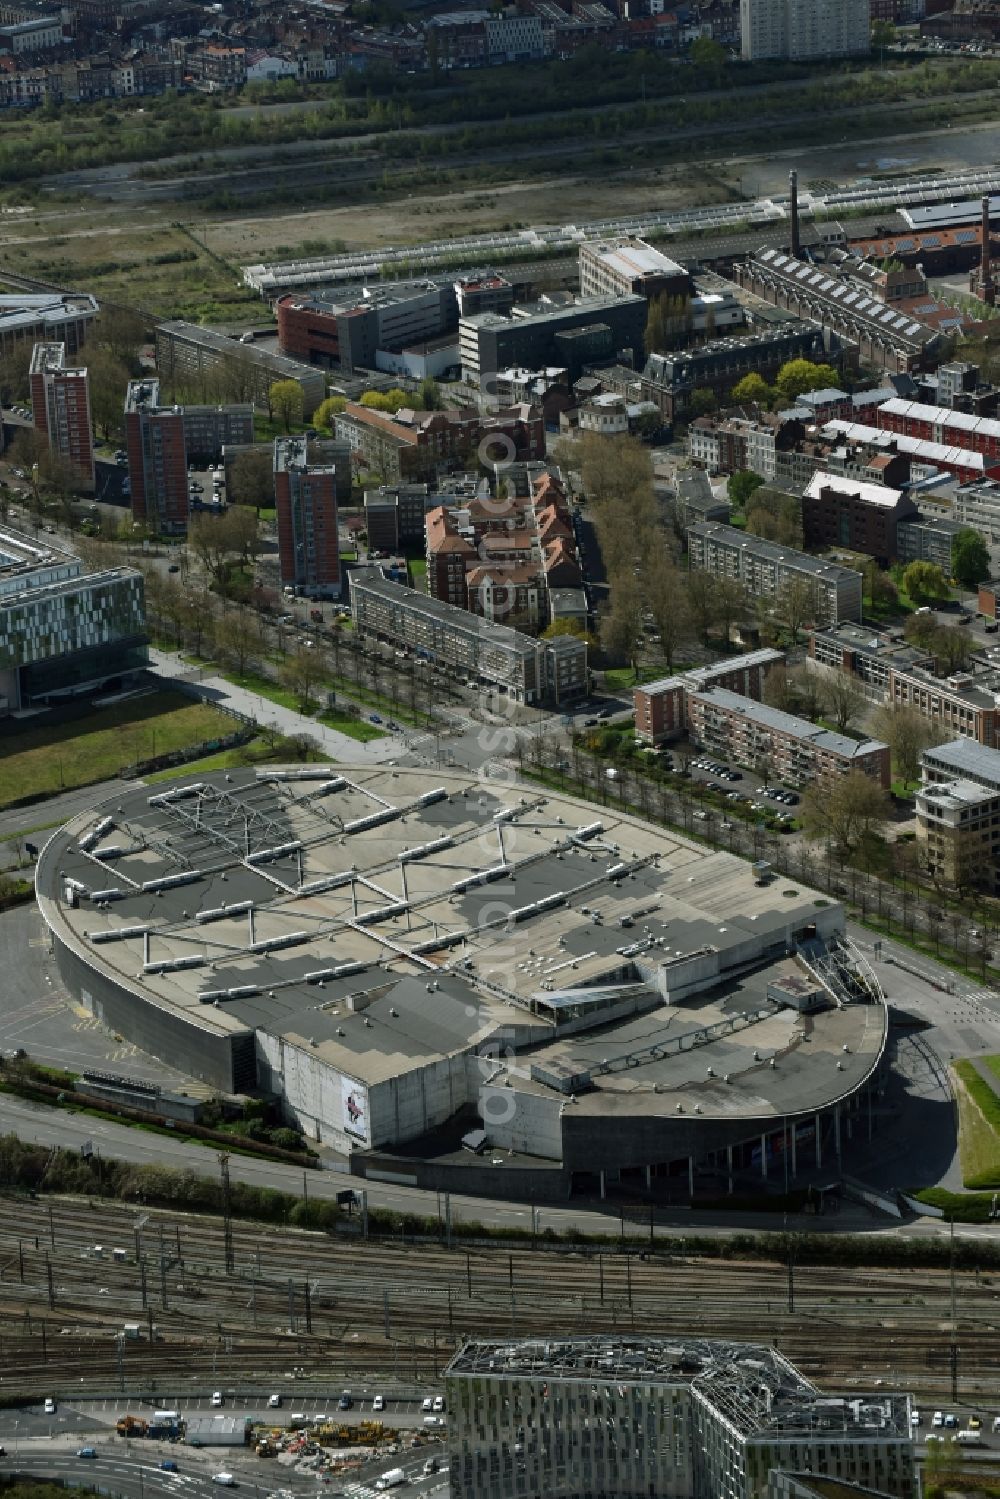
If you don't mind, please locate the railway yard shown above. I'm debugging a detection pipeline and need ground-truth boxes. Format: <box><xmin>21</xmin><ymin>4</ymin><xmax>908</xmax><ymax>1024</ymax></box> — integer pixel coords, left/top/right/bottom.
<box><xmin>0</xmin><ymin>1196</ymin><xmax>997</xmax><ymax>1413</ymax></box>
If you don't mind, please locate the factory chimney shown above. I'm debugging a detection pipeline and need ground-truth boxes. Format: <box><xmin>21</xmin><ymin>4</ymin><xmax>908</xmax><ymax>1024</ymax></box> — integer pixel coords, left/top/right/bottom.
<box><xmin>789</xmin><ymin>170</ymin><xmax>800</xmax><ymax>260</ymax></box>
<box><xmin>982</xmin><ymin>194</ymin><xmax>995</xmax><ymax>307</ymax></box>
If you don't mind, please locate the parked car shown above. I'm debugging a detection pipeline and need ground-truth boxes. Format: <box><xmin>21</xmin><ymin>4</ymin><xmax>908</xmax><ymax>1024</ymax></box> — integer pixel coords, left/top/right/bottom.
<box><xmin>338</xmin><ymin>1392</ymin><xmax>353</xmax><ymax>1411</ymax></box>
<box><xmin>44</xmin><ymin>1399</ymin><xmax>56</xmax><ymax>1415</ymax></box>
<box><xmin>211</xmin><ymin>1392</ymin><xmax>223</xmax><ymax>1408</ymax></box>
<box><xmin>372</xmin><ymin>1395</ymin><xmax>385</xmax><ymax>1412</ymax></box>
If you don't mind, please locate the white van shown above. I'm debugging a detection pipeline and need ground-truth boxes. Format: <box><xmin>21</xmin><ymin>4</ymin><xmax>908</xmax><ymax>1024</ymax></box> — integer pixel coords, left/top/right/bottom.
<box><xmin>154</xmin><ymin>1410</ymin><xmax>180</xmax><ymax>1423</ymax></box>
<box><xmin>375</xmin><ymin>1470</ymin><xmax>406</xmax><ymax>1490</ymax></box>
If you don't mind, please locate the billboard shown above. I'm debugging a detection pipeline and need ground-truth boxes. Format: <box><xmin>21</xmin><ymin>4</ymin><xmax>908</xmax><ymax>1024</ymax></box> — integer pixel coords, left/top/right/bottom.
<box><xmin>341</xmin><ymin>1075</ymin><xmax>369</xmax><ymax>1146</ymax></box>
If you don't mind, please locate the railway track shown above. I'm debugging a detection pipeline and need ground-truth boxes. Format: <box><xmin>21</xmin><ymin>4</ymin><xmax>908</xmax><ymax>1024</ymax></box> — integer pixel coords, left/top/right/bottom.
<box><xmin>0</xmin><ymin>1196</ymin><xmax>995</xmax><ymax>1401</ymax></box>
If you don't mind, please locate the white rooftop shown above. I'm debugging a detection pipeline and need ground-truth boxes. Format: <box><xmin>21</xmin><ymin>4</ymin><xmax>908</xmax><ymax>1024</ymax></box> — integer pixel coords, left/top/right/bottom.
<box><xmin>804</xmin><ymin>470</ymin><xmax>903</xmax><ymax>508</ymax></box>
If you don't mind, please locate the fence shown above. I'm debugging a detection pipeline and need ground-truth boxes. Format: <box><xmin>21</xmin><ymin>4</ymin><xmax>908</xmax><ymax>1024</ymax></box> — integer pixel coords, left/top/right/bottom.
<box><xmin>119</xmin><ymin>727</ymin><xmax>254</xmax><ymax>781</ymax></box>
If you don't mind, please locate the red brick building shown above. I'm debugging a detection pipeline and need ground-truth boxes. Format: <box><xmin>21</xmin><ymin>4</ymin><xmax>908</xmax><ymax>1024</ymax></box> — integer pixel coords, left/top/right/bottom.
<box><xmin>274</xmin><ymin>435</ymin><xmax>341</xmax><ymax>599</ymax></box>
<box><xmin>425</xmin><ymin>505</ymin><xmax>476</xmax><ymax>606</ymax></box>
<box><xmin>334</xmin><ymin>402</ymin><xmax>545</xmax><ymax>483</ymax></box>
<box><xmin>634</xmin><ymin>649</ymin><xmax>784</xmax><ymax>746</ymax></box>
<box><xmin>877</xmin><ymin>398</ymin><xmax>1000</xmax><ymax>461</ymax></box>
<box><xmin>124</xmin><ymin>378</ymin><xmax>254</xmax><ymax>535</ymax></box>
<box><xmin>29</xmin><ymin>341</ymin><xmax>95</xmax><ymax>492</ymax></box>
<box><xmin>125</xmin><ymin>393</ymin><xmax>188</xmax><ymax>534</ymax></box>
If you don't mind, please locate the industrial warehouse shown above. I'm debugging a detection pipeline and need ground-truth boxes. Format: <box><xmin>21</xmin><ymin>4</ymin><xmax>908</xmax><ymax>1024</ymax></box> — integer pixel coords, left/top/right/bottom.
<box><xmin>36</xmin><ymin>768</ymin><xmax>889</xmax><ymax>1199</ymax></box>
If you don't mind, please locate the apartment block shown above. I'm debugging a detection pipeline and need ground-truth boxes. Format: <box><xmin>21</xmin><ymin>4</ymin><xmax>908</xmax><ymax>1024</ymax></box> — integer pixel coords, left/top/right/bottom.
<box><xmin>446</xmin><ymin>1337</ymin><xmax>914</xmax><ymax>1499</ymax></box>
<box><xmin>29</xmin><ymin>341</ymin><xmax>95</xmax><ymax>491</ymax></box>
<box><xmin>916</xmin><ymin>777</ymin><xmax>1000</xmax><ymax>892</ymax></box>
<box><xmin>578</xmin><ymin>238</ymin><xmax>689</xmax><ymax>302</ymax></box>
<box><xmin>687</xmin><ymin>413</ymin><xmax>804</xmax><ymax>480</ymax></box>
<box><xmin>952</xmin><ymin>479</ymin><xmax>1000</xmax><ymax>543</ymax></box>
<box><xmin>687</xmin><ymin>686</ymin><xmax>891</xmax><ymax>789</ymax></box>
<box><xmin>363</xmin><ymin>484</ymin><xmax>436</xmax><ymax>554</ymax></box>
<box><xmin>423</xmin><ymin>469</ymin><xmax>584</xmax><ymax>631</ymax></box>
<box><xmin>896</xmin><ymin>515</ymin><xmax>969</xmax><ymax>575</ymax></box>
<box><xmin>154</xmin><ymin>321</ymin><xmax>325</xmax><ymax>417</ymax></box>
<box><xmin>801</xmin><ymin>472</ymin><xmax>919</xmax><ymax>565</ymax></box>
<box><xmin>274</xmin><ymin>436</ymin><xmax>342</xmax><ymax>599</ymax></box>
<box><xmin>634</xmin><ymin>649</ymin><xmax>784</xmax><ymax>746</ymax></box>
<box><xmin>350</xmin><ymin>570</ymin><xmax>587</xmax><ymax>706</ymax></box>
<box><xmin>124</xmin><ymin>379</ymin><xmax>254</xmax><ymax>534</ymax></box>
<box><xmin>687</xmin><ymin>522</ymin><xmax>863</xmax><ymax>626</ymax></box>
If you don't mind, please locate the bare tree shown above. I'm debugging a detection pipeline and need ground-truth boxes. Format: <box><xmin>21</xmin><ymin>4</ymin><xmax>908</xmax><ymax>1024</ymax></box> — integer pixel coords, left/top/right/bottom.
<box><xmin>872</xmin><ymin>702</ymin><xmax>945</xmax><ymax>785</ymax></box>
<box><xmin>280</xmin><ymin>645</ymin><xmax>323</xmax><ymax>712</ymax></box>
<box><xmin>215</xmin><ymin>606</ymin><xmax>256</xmax><ymax>678</ymax></box>
<box><xmin>800</xmin><ymin>771</ymin><xmax>889</xmax><ymax>856</ymax></box>
<box><xmin>776</xmin><ymin>576</ymin><xmax>818</xmax><ymax>644</ymax></box>
<box><xmin>819</xmin><ymin>670</ymin><xmax>867</xmax><ymax>734</ymax></box>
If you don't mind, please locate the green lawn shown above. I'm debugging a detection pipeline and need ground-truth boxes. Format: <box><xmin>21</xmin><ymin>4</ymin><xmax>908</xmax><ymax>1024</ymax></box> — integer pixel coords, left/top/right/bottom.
<box><xmin>0</xmin><ymin>691</ymin><xmax>236</xmax><ymax>806</ymax></box>
<box><xmin>409</xmin><ymin>557</ymin><xmax>427</xmax><ymax>583</ymax></box>
<box><xmin>226</xmin><ymin>671</ymin><xmax>302</xmax><ymax>714</ymax></box>
<box><xmin>317</xmin><ymin>708</ymin><xmax>387</xmax><ymax>742</ymax></box>
<box><xmin>602</xmin><ymin>665</ymin><xmax>660</xmax><ymax>692</ymax></box>
<box><xmin>982</xmin><ymin>1054</ymin><xmax>1000</xmax><ymax>1088</ymax></box>
<box><xmin>253</xmin><ymin>415</ymin><xmax>311</xmax><ymax>442</ymax></box>
<box><xmin>912</xmin><ymin>1186</ymin><xmax>998</xmax><ymax>1223</ymax></box>
<box><xmin>953</xmin><ymin>1059</ymin><xmax>1000</xmax><ymax>1189</ymax></box>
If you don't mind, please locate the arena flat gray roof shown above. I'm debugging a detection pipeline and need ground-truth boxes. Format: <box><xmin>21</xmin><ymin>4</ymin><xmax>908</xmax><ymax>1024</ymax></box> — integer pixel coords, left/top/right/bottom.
<box><xmin>36</xmin><ymin>769</ymin><xmax>885</xmax><ymax>1123</ymax></box>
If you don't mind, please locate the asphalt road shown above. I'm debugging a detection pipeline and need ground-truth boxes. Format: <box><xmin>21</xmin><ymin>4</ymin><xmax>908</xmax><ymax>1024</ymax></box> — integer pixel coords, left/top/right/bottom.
<box><xmin>0</xmin><ymin>1085</ymin><xmax>993</xmax><ymax>1243</ymax></box>
<box><xmin>0</xmin><ymin>1437</ymin><xmax>452</xmax><ymax>1499</ymax></box>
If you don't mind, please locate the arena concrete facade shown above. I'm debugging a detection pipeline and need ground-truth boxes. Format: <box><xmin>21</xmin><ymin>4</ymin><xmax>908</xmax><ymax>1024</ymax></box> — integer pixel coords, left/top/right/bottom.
<box><xmin>36</xmin><ymin>768</ymin><xmax>889</xmax><ymax>1198</ymax></box>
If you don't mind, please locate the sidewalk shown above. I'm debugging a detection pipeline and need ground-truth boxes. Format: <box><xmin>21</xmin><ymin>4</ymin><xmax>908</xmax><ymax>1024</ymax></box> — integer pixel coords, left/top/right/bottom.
<box><xmin>147</xmin><ymin>648</ymin><xmax>401</xmax><ymax>765</ymax></box>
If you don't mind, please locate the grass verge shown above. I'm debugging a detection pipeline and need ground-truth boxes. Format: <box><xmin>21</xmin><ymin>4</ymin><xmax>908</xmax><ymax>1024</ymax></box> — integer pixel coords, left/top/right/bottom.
<box><xmin>316</xmin><ymin>708</ymin><xmax>387</xmax><ymax>742</ymax></box>
<box><xmin>0</xmin><ymin>691</ymin><xmax>235</xmax><ymax>806</ymax></box>
<box><xmin>953</xmin><ymin>1059</ymin><xmax>1000</xmax><ymax>1188</ymax></box>
<box><xmin>912</xmin><ymin>1186</ymin><xmax>999</xmax><ymax>1223</ymax></box>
